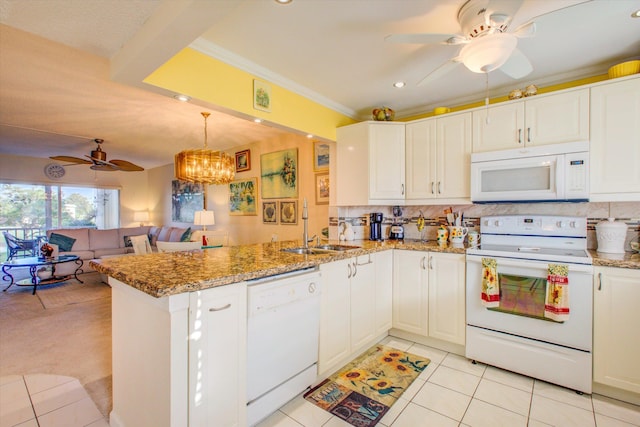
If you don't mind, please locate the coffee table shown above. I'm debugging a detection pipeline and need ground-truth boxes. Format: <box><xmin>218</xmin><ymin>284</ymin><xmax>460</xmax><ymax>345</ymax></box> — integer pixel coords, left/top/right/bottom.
<box><xmin>2</xmin><ymin>255</ymin><xmax>84</xmax><ymax>295</ymax></box>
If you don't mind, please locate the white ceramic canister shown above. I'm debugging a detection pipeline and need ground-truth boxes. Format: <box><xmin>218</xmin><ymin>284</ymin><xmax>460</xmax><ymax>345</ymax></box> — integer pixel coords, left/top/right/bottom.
<box><xmin>596</xmin><ymin>218</ymin><xmax>628</xmax><ymax>253</ymax></box>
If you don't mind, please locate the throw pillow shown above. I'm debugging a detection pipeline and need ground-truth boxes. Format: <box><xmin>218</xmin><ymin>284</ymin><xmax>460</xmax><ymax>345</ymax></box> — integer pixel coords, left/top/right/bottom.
<box><xmin>180</xmin><ymin>227</ymin><xmax>192</xmax><ymax>242</ymax></box>
<box><xmin>48</xmin><ymin>232</ymin><xmax>76</xmax><ymax>252</ymax></box>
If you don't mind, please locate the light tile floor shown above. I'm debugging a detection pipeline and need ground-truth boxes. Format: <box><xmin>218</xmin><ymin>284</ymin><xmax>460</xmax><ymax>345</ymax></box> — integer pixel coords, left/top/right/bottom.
<box><xmin>0</xmin><ymin>374</ymin><xmax>109</xmax><ymax>427</ymax></box>
<box><xmin>258</xmin><ymin>336</ymin><xmax>640</xmax><ymax>427</ymax></box>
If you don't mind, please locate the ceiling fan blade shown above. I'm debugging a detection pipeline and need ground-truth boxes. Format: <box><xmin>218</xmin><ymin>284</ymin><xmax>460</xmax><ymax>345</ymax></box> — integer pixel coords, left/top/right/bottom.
<box><xmin>509</xmin><ymin>0</ymin><xmax>589</xmax><ymax>31</ymax></box>
<box><xmin>50</xmin><ymin>155</ymin><xmax>92</xmax><ymax>165</ymax></box>
<box><xmin>385</xmin><ymin>33</ymin><xmax>463</xmax><ymax>45</ymax></box>
<box><xmin>109</xmin><ymin>159</ymin><xmax>145</xmax><ymax>172</ymax></box>
<box><xmin>499</xmin><ymin>48</ymin><xmax>533</xmax><ymax>79</ymax></box>
<box><xmin>417</xmin><ymin>58</ymin><xmax>462</xmax><ymax>87</ymax></box>
<box><xmin>513</xmin><ymin>21</ymin><xmax>536</xmax><ymax>38</ymax></box>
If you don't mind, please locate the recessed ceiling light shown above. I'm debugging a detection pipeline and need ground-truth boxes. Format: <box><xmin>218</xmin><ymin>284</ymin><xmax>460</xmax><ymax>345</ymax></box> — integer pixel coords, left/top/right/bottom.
<box><xmin>306</xmin><ymin>134</ymin><xmax>313</xmax><ymax>138</ymax></box>
<box><xmin>275</xmin><ymin>0</ymin><xmax>292</xmax><ymax>4</ymax></box>
<box><xmin>393</xmin><ymin>81</ymin><xmax>406</xmax><ymax>88</ymax></box>
<box><xmin>254</xmin><ymin>118</ymin><xmax>263</xmax><ymax>123</ymax></box>
<box><xmin>632</xmin><ymin>9</ymin><xmax>640</xmax><ymax>18</ymax></box>
<box><xmin>173</xmin><ymin>94</ymin><xmax>191</xmax><ymax>102</ymax></box>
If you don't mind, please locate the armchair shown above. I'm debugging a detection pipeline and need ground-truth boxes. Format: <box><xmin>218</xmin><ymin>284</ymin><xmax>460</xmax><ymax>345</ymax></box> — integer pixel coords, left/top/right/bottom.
<box><xmin>3</xmin><ymin>231</ymin><xmax>38</xmax><ymax>260</ymax></box>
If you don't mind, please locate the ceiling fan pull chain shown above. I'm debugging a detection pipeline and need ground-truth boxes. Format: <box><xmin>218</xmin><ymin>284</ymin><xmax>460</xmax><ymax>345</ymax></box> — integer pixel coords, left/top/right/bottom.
<box><xmin>485</xmin><ymin>72</ymin><xmax>490</xmax><ymax>125</ymax></box>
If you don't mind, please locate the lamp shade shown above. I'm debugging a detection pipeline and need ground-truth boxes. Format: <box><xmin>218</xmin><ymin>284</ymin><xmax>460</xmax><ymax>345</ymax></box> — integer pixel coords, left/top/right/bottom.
<box><xmin>133</xmin><ymin>211</ymin><xmax>149</xmax><ymax>222</ymax></box>
<box><xmin>194</xmin><ymin>210</ymin><xmax>215</xmax><ymax>226</ymax></box>
<box><xmin>460</xmin><ymin>33</ymin><xmax>517</xmax><ymax>74</ymax></box>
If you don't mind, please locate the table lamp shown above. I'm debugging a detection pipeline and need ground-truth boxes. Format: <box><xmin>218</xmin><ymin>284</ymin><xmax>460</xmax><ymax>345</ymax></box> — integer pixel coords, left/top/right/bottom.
<box><xmin>134</xmin><ymin>211</ymin><xmax>149</xmax><ymax>226</ymax></box>
<box><xmin>194</xmin><ymin>210</ymin><xmax>215</xmax><ymax>246</ymax></box>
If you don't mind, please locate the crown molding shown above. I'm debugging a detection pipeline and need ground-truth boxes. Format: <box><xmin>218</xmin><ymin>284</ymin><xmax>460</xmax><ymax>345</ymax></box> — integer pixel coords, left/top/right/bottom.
<box><xmin>190</xmin><ymin>38</ymin><xmax>358</xmax><ymax>119</ymax></box>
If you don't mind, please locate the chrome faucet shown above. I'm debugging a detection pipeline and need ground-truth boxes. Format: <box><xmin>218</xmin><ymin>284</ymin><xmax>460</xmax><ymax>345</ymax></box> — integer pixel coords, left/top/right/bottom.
<box><xmin>302</xmin><ymin>198</ymin><xmax>309</xmax><ymax>249</ymax></box>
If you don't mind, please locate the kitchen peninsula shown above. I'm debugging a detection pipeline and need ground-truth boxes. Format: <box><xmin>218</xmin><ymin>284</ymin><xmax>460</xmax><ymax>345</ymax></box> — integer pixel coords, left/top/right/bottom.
<box><xmin>91</xmin><ymin>239</ymin><xmax>462</xmax><ymax>427</ymax></box>
<box><xmin>91</xmin><ymin>240</ymin><xmax>639</xmax><ymax>427</ymax></box>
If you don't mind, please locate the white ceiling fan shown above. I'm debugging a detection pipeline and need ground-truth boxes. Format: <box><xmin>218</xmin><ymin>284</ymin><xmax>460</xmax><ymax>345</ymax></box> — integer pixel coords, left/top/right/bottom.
<box><xmin>386</xmin><ymin>0</ymin><xmax>541</xmax><ymax>86</ymax></box>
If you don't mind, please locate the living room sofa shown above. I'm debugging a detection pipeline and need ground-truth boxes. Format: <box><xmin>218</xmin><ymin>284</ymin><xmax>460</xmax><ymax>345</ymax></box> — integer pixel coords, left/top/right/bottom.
<box><xmin>45</xmin><ymin>225</ymin><xmax>191</xmax><ymax>275</ymax></box>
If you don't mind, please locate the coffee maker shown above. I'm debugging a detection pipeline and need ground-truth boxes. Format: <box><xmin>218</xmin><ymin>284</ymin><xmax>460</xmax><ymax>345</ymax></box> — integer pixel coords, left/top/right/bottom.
<box><xmin>388</xmin><ymin>206</ymin><xmax>405</xmax><ymax>240</ymax></box>
<box><xmin>369</xmin><ymin>212</ymin><xmax>383</xmax><ymax>241</ymax></box>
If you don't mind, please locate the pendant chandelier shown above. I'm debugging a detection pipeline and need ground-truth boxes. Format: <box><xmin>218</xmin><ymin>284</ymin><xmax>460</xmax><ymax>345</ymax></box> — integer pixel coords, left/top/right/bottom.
<box><xmin>174</xmin><ymin>112</ymin><xmax>235</xmax><ymax>185</ymax></box>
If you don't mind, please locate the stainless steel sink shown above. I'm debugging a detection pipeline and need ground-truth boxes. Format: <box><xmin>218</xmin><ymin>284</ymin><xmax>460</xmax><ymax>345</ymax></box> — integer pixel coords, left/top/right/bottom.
<box><xmin>313</xmin><ymin>244</ymin><xmax>361</xmax><ymax>252</ymax></box>
<box><xmin>281</xmin><ymin>244</ymin><xmax>361</xmax><ymax>255</ymax></box>
<box><xmin>281</xmin><ymin>247</ymin><xmax>336</xmax><ymax>255</ymax></box>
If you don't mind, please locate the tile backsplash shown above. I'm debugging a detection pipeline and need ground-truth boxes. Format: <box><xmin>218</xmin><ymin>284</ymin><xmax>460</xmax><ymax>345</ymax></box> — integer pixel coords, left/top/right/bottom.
<box><xmin>330</xmin><ymin>201</ymin><xmax>640</xmax><ymax>251</ymax></box>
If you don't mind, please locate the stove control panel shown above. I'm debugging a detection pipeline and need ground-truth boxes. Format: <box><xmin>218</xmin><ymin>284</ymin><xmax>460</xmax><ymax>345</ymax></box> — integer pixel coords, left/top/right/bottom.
<box><xmin>480</xmin><ymin>215</ymin><xmax>587</xmax><ymax>238</ymax></box>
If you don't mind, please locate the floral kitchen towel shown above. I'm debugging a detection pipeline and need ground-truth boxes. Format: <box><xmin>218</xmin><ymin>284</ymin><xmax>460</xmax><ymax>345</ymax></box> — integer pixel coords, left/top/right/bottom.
<box><xmin>481</xmin><ymin>257</ymin><xmax>500</xmax><ymax>307</ymax></box>
<box><xmin>544</xmin><ymin>263</ymin><xmax>569</xmax><ymax>322</ymax></box>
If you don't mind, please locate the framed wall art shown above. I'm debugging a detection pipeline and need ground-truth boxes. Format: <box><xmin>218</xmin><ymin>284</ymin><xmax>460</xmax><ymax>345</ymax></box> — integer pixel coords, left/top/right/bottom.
<box><xmin>253</xmin><ymin>80</ymin><xmax>271</xmax><ymax>112</ymax></box>
<box><xmin>262</xmin><ymin>201</ymin><xmax>277</xmax><ymax>224</ymax></box>
<box><xmin>171</xmin><ymin>180</ymin><xmax>204</xmax><ymax>223</ymax></box>
<box><xmin>235</xmin><ymin>149</ymin><xmax>251</xmax><ymax>172</ymax></box>
<box><xmin>315</xmin><ymin>173</ymin><xmax>329</xmax><ymax>205</ymax></box>
<box><xmin>313</xmin><ymin>141</ymin><xmax>330</xmax><ymax>171</ymax></box>
<box><xmin>279</xmin><ymin>200</ymin><xmax>298</xmax><ymax>225</ymax></box>
<box><xmin>260</xmin><ymin>148</ymin><xmax>298</xmax><ymax>199</ymax></box>
<box><xmin>229</xmin><ymin>178</ymin><xmax>258</xmax><ymax>216</ymax></box>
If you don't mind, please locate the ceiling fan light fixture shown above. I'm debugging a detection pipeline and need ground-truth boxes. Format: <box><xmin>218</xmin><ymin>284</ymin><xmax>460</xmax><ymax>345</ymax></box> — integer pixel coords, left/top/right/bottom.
<box><xmin>175</xmin><ymin>112</ymin><xmax>235</xmax><ymax>185</ymax></box>
<box><xmin>460</xmin><ymin>32</ymin><xmax>517</xmax><ymax>73</ymax></box>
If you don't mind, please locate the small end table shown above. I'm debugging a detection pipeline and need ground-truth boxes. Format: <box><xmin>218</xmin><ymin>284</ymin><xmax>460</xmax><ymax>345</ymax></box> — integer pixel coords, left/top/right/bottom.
<box><xmin>2</xmin><ymin>255</ymin><xmax>84</xmax><ymax>295</ymax></box>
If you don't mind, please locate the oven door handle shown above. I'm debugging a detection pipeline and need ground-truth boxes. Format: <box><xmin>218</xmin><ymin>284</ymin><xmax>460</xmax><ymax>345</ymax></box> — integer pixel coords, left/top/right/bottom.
<box><xmin>465</xmin><ymin>255</ymin><xmax>593</xmax><ymax>274</ymax></box>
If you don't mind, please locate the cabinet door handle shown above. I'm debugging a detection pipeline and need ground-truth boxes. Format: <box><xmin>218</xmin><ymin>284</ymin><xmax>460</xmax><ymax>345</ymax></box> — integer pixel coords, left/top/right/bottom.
<box><xmin>438</xmin><ymin>181</ymin><xmax>442</xmax><ymax>194</ymax></box>
<box><xmin>347</xmin><ymin>263</ymin><xmax>352</xmax><ymax>279</ymax></box>
<box><xmin>518</xmin><ymin>128</ymin><xmax>522</xmax><ymax>144</ymax></box>
<box><xmin>420</xmin><ymin>256</ymin><xmax>426</xmax><ymax>270</ymax></box>
<box><xmin>429</xmin><ymin>255</ymin><xmax>433</xmax><ymax>270</ymax></box>
<box><xmin>431</xmin><ymin>182</ymin><xmax>435</xmax><ymax>194</ymax></box>
<box><xmin>352</xmin><ymin>261</ymin><xmax>358</xmax><ymax>277</ymax></box>
<box><xmin>598</xmin><ymin>272</ymin><xmax>602</xmax><ymax>291</ymax></box>
<box><xmin>401</xmin><ymin>183</ymin><xmax>405</xmax><ymax>195</ymax></box>
<box><xmin>209</xmin><ymin>303</ymin><xmax>231</xmax><ymax>312</ymax></box>
<box><xmin>527</xmin><ymin>127</ymin><xmax>531</xmax><ymax>143</ymax></box>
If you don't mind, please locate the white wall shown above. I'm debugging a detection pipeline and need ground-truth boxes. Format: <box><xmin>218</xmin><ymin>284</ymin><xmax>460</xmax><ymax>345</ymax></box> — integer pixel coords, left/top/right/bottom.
<box><xmin>0</xmin><ymin>153</ymin><xmax>149</xmax><ymax>227</ymax></box>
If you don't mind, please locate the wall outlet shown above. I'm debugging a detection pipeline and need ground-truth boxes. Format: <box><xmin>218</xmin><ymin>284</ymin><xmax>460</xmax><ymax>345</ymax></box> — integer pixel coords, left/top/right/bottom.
<box><xmin>271</xmin><ymin>234</ymin><xmax>278</xmax><ymax>242</ymax></box>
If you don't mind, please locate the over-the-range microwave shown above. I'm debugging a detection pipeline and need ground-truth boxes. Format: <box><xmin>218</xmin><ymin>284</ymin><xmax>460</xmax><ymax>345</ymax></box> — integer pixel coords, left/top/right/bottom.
<box><xmin>471</xmin><ymin>141</ymin><xmax>589</xmax><ymax>203</ymax></box>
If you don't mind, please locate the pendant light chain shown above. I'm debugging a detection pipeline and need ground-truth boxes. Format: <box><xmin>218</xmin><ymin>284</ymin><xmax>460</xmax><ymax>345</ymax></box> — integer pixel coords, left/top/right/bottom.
<box><xmin>202</xmin><ymin>112</ymin><xmax>210</xmax><ymax>148</ymax></box>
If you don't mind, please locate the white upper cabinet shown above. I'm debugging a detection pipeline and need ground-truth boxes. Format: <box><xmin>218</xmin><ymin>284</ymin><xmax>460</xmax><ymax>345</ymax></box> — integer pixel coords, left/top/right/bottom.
<box><xmin>336</xmin><ymin>121</ymin><xmax>405</xmax><ymax>205</ymax></box>
<box><xmin>472</xmin><ymin>88</ymin><xmax>589</xmax><ymax>152</ymax></box>
<box><xmin>590</xmin><ymin>76</ymin><xmax>640</xmax><ymax>201</ymax></box>
<box><xmin>405</xmin><ymin>112</ymin><xmax>472</xmax><ymax>202</ymax></box>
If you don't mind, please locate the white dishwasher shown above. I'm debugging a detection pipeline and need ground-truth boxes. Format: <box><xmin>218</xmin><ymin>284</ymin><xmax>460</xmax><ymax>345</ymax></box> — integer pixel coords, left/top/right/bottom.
<box><xmin>246</xmin><ymin>268</ymin><xmax>321</xmax><ymax>426</ymax></box>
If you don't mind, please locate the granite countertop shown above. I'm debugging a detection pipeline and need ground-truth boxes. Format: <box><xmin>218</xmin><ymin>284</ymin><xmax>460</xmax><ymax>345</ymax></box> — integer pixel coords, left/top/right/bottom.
<box><xmin>589</xmin><ymin>249</ymin><xmax>640</xmax><ymax>269</ymax></box>
<box><xmin>90</xmin><ymin>239</ymin><xmax>638</xmax><ymax>298</ymax></box>
<box><xmin>90</xmin><ymin>239</ymin><xmax>465</xmax><ymax>298</ymax></box>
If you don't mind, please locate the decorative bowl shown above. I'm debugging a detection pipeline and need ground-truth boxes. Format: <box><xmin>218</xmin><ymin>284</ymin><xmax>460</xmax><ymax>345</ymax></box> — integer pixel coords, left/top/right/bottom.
<box><xmin>608</xmin><ymin>60</ymin><xmax>640</xmax><ymax>79</ymax></box>
<box><xmin>433</xmin><ymin>106</ymin><xmax>450</xmax><ymax>115</ymax></box>
<box><xmin>372</xmin><ymin>107</ymin><xmax>395</xmax><ymax>121</ymax></box>
<box><xmin>508</xmin><ymin>89</ymin><xmax>523</xmax><ymax>100</ymax></box>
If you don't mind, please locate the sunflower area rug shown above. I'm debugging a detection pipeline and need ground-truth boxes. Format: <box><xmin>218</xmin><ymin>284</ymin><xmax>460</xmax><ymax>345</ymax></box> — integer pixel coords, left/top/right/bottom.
<box><xmin>304</xmin><ymin>344</ymin><xmax>430</xmax><ymax>427</ymax></box>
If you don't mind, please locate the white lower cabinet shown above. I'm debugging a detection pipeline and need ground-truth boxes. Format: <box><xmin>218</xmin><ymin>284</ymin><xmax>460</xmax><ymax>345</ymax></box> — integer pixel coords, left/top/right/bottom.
<box><xmin>593</xmin><ymin>267</ymin><xmax>640</xmax><ymax>394</ymax></box>
<box><xmin>392</xmin><ymin>250</ymin><xmax>429</xmax><ymax>336</ymax></box>
<box><xmin>428</xmin><ymin>252</ymin><xmax>466</xmax><ymax>345</ymax></box>
<box><xmin>392</xmin><ymin>250</ymin><xmax>466</xmax><ymax>346</ymax></box>
<box><xmin>319</xmin><ymin>252</ymin><xmax>392</xmax><ymax>374</ymax></box>
<box><xmin>109</xmin><ymin>279</ymin><xmax>247</xmax><ymax>427</ymax></box>
<box><xmin>189</xmin><ymin>283</ymin><xmax>247</xmax><ymax>427</ymax></box>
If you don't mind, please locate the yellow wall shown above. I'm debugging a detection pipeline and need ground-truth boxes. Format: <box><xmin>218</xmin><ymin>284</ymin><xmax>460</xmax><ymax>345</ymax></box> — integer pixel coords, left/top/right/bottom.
<box><xmin>145</xmin><ymin>48</ymin><xmax>356</xmax><ymax>142</ymax></box>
